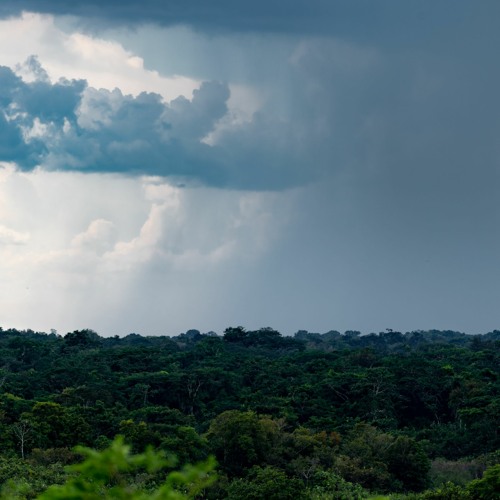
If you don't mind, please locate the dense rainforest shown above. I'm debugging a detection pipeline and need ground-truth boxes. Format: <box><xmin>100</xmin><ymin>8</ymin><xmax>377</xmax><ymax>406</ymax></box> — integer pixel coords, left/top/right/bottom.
<box><xmin>0</xmin><ymin>325</ymin><xmax>498</xmax><ymax>499</ymax></box>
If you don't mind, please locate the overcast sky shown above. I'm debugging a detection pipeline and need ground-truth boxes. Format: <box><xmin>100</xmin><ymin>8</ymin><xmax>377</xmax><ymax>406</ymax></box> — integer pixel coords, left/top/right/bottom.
<box><xmin>0</xmin><ymin>1</ymin><xmax>499</xmax><ymax>336</ymax></box>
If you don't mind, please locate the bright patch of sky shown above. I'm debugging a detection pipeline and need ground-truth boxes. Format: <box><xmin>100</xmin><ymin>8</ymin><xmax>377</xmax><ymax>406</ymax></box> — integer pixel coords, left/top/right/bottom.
<box><xmin>0</xmin><ymin>12</ymin><xmax>199</xmax><ymax>101</ymax></box>
<box><xmin>0</xmin><ymin>163</ymin><xmax>294</xmax><ymax>334</ymax></box>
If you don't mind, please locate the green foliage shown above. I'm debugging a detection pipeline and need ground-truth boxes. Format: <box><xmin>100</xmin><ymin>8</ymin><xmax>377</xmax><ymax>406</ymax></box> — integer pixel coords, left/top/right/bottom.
<box><xmin>119</xmin><ymin>419</ymin><xmax>160</xmax><ymax>452</ymax></box>
<box><xmin>227</xmin><ymin>466</ymin><xmax>304</xmax><ymax>500</ymax></box>
<box><xmin>407</xmin><ymin>482</ymin><xmax>472</xmax><ymax>499</ymax></box>
<box><xmin>28</xmin><ymin>448</ymin><xmax>82</xmax><ymax>467</ymax></box>
<box><xmin>63</xmin><ymin>330</ymin><xmax>101</xmax><ymax>350</ymax></box>
<box><xmin>336</xmin><ymin>424</ymin><xmax>430</xmax><ymax>493</ymax></box>
<box><xmin>32</xmin><ymin>436</ymin><xmax>216</xmax><ymax>499</ymax></box>
<box><xmin>308</xmin><ymin>470</ymin><xmax>368</xmax><ymax>499</ymax></box>
<box><xmin>429</xmin><ymin>458</ymin><xmax>485</xmax><ymax>488</ymax></box>
<box><xmin>467</xmin><ymin>464</ymin><xmax>500</xmax><ymax>499</ymax></box>
<box><xmin>0</xmin><ymin>457</ymin><xmax>67</xmax><ymax>499</ymax></box>
<box><xmin>27</xmin><ymin>402</ymin><xmax>93</xmax><ymax>450</ymax></box>
<box><xmin>160</xmin><ymin>426</ymin><xmax>208</xmax><ymax>465</ymax></box>
<box><xmin>205</xmin><ymin>410</ymin><xmax>278</xmax><ymax>476</ymax></box>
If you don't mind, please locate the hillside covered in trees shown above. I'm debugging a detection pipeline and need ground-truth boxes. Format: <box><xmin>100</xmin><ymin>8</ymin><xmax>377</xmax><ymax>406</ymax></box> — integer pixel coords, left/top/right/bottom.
<box><xmin>0</xmin><ymin>326</ymin><xmax>498</xmax><ymax>498</ymax></box>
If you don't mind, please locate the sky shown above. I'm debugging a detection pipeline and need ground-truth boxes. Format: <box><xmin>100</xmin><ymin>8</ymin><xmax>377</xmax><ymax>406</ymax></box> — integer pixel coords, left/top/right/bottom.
<box><xmin>0</xmin><ymin>1</ymin><xmax>499</xmax><ymax>336</ymax></box>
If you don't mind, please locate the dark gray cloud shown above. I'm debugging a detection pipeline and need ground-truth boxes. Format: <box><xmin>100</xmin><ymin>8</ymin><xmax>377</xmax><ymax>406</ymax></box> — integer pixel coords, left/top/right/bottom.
<box><xmin>0</xmin><ymin>0</ymin><xmax>377</xmax><ymax>35</ymax></box>
<box><xmin>0</xmin><ymin>64</ymin><xmax>85</xmax><ymax>168</ymax></box>
<box><xmin>2</xmin><ymin>0</ymin><xmax>499</xmax><ymax>44</ymax></box>
<box><xmin>0</xmin><ymin>67</ymin><xmax>45</xmax><ymax>166</ymax></box>
<box><xmin>1</xmin><ymin>1</ymin><xmax>499</xmax><ymax>193</ymax></box>
<box><xmin>3</xmin><ymin>1</ymin><xmax>500</xmax><ymax>194</ymax></box>
<box><xmin>0</xmin><ymin>111</ymin><xmax>33</xmax><ymax>163</ymax></box>
<box><xmin>0</xmin><ymin>61</ymin><xmax>313</xmax><ymax>189</ymax></box>
<box><xmin>68</xmin><ymin>83</ymin><xmax>230</xmax><ymax>182</ymax></box>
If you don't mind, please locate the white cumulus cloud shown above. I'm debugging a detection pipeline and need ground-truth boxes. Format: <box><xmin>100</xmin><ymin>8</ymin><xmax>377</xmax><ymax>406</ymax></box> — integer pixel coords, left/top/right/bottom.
<box><xmin>0</xmin><ymin>224</ymin><xmax>30</xmax><ymax>245</ymax></box>
<box><xmin>0</xmin><ymin>12</ymin><xmax>199</xmax><ymax>101</ymax></box>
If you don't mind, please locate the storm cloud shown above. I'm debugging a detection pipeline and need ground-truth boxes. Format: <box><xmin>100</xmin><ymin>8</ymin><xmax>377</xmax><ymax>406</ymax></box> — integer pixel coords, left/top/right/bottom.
<box><xmin>0</xmin><ymin>0</ymin><xmax>402</xmax><ymax>35</ymax></box>
<box><xmin>0</xmin><ymin>59</ymin><xmax>316</xmax><ymax>188</ymax></box>
<box><xmin>2</xmin><ymin>1</ymin><xmax>498</xmax><ymax>47</ymax></box>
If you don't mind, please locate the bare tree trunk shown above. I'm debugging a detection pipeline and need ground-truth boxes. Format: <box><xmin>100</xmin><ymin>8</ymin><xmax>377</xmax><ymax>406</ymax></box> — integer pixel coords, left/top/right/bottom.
<box><xmin>12</xmin><ymin>420</ymin><xmax>32</xmax><ymax>459</ymax></box>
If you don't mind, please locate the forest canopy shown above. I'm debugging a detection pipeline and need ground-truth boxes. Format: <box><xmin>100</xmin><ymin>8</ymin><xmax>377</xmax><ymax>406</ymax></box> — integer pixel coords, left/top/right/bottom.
<box><xmin>0</xmin><ymin>325</ymin><xmax>498</xmax><ymax>498</ymax></box>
